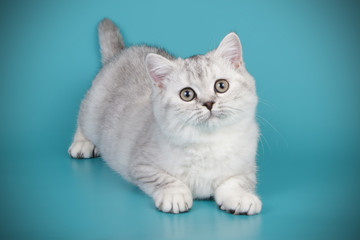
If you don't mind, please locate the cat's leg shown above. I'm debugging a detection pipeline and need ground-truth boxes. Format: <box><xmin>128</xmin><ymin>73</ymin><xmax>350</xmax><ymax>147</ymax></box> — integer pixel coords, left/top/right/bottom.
<box><xmin>131</xmin><ymin>164</ymin><xmax>193</xmax><ymax>214</ymax></box>
<box><xmin>215</xmin><ymin>175</ymin><xmax>262</xmax><ymax>215</ymax></box>
<box><xmin>68</xmin><ymin>127</ymin><xmax>100</xmax><ymax>159</ymax></box>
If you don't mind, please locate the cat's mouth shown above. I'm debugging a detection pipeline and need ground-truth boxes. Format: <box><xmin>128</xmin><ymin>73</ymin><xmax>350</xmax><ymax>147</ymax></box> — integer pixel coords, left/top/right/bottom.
<box><xmin>199</xmin><ymin>111</ymin><xmax>227</xmax><ymax>123</ymax></box>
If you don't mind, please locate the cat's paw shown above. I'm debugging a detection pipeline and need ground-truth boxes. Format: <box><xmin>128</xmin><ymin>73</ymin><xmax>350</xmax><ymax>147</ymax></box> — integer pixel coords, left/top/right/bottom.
<box><xmin>153</xmin><ymin>186</ymin><xmax>193</xmax><ymax>214</ymax></box>
<box><xmin>215</xmin><ymin>191</ymin><xmax>262</xmax><ymax>215</ymax></box>
<box><xmin>68</xmin><ymin>141</ymin><xmax>100</xmax><ymax>159</ymax></box>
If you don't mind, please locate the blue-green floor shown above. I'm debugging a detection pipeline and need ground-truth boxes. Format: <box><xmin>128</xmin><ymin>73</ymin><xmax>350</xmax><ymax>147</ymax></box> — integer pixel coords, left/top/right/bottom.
<box><xmin>1</xmin><ymin>147</ymin><xmax>359</xmax><ymax>239</ymax></box>
<box><xmin>1</xmin><ymin>0</ymin><xmax>360</xmax><ymax>239</ymax></box>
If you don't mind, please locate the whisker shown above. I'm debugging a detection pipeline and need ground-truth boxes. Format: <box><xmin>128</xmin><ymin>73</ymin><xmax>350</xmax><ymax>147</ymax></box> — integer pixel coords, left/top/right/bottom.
<box><xmin>258</xmin><ymin>97</ymin><xmax>273</xmax><ymax>108</ymax></box>
<box><xmin>178</xmin><ymin>110</ymin><xmax>202</xmax><ymax>130</ymax></box>
<box><xmin>258</xmin><ymin>133</ymin><xmax>265</xmax><ymax>157</ymax></box>
<box><xmin>220</xmin><ymin>106</ymin><xmax>244</xmax><ymax>112</ymax></box>
<box><xmin>259</xmin><ymin>132</ymin><xmax>271</xmax><ymax>153</ymax></box>
<box><xmin>256</xmin><ymin>114</ymin><xmax>288</xmax><ymax>147</ymax></box>
<box><xmin>220</xmin><ymin>106</ymin><xmax>286</xmax><ymax>151</ymax></box>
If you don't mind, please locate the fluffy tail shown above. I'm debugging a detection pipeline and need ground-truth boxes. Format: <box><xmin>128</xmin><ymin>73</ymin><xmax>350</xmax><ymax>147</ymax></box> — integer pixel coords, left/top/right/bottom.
<box><xmin>98</xmin><ymin>18</ymin><xmax>125</xmax><ymax>65</ymax></box>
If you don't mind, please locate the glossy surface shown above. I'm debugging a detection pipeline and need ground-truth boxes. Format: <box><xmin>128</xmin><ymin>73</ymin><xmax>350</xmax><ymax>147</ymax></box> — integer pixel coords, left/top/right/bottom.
<box><xmin>1</xmin><ymin>0</ymin><xmax>360</xmax><ymax>239</ymax></box>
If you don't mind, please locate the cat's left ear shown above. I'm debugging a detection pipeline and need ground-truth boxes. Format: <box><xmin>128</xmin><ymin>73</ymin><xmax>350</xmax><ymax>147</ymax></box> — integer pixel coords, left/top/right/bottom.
<box><xmin>214</xmin><ymin>32</ymin><xmax>243</xmax><ymax>69</ymax></box>
<box><xmin>146</xmin><ymin>53</ymin><xmax>175</xmax><ymax>88</ymax></box>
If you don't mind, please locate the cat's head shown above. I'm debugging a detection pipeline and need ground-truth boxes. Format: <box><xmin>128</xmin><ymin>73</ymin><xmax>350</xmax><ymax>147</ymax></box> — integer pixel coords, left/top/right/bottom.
<box><xmin>146</xmin><ymin>33</ymin><xmax>257</xmax><ymax>137</ymax></box>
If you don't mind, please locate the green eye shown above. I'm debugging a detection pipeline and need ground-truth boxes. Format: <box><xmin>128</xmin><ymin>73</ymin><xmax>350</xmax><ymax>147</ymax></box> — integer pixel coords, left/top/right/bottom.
<box><xmin>214</xmin><ymin>79</ymin><xmax>229</xmax><ymax>93</ymax></box>
<box><xmin>179</xmin><ymin>88</ymin><xmax>196</xmax><ymax>102</ymax></box>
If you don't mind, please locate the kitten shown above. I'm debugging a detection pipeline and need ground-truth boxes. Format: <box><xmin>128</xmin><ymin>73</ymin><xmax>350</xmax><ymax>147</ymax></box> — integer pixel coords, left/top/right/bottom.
<box><xmin>69</xmin><ymin>18</ymin><xmax>262</xmax><ymax>215</ymax></box>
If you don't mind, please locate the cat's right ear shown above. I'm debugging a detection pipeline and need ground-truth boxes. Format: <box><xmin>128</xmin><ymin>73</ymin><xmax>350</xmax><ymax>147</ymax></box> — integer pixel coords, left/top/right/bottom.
<box><xmin>146</xmin><ymin>53</ymin><xmax>174</xmax><ymax>88</ymax></box>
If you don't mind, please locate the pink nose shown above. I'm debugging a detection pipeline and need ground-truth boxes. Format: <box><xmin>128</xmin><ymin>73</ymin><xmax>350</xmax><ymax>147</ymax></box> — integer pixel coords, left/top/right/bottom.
<box><xmin>203</xmin><ymin>101</ymin><xmax>215</xmax><ymax>111</ymax></box>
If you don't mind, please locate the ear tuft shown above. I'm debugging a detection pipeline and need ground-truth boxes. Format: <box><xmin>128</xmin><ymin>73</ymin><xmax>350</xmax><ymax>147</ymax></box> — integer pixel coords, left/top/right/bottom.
<box><xmin>215</xmin><ymin>32</ymin><xmax>243</xmax><ymax>68</ymax></box>
<box><xmin>146</xmin><ymin>53</ymin><xmax>174</xmax><ymax>88</ymax></box>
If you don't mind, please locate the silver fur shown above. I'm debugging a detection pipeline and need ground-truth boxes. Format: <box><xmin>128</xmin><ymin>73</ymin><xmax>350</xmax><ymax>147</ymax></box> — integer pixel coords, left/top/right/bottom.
<box><xmin>69</xmin><ymin>19</ymin><xmax>262</xmax><ymax>215</ymax></box>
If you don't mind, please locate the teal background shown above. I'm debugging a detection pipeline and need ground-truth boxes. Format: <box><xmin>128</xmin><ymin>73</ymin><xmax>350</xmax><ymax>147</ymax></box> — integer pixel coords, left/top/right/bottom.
<box><xmin>1</xmin><ymin>0</ymin><xmax>359</xmax><ymax>239</ymax></box>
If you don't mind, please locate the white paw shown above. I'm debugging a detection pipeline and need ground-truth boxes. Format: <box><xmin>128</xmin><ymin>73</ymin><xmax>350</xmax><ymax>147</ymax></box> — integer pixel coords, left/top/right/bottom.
<box><xmin>68</xmin><ymin>141</ymin><xmax>100</xmax><ymax>159</ymax></box>
<box><xmin>216</xmin><ymin>191</ymin><xmax>262</xmax><ymax>215</ymax></box>
<box><xmin>153</xmin><ymin>185</ymin><xmax>193</xmax><ymax>214</ymax></box>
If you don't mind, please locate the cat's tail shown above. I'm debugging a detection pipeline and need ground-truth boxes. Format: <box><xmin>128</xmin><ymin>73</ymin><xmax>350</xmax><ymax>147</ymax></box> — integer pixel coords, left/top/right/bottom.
<box><xmin>98</xmin><ymin>18</ymin><xmax>125</xmax><ymax>65</ymax></box>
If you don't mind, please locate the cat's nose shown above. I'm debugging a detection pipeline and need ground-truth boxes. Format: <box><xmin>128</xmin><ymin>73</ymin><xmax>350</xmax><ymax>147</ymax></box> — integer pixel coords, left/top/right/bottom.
<box><xmin>202</xmin><ymin>101</ymin><xmax>215</xmax><ymax>111</ymax></box>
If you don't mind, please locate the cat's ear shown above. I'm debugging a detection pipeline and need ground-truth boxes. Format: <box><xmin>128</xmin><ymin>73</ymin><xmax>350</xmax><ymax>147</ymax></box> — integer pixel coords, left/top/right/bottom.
<box><xmin>214</xmin><ymin>32</ymin><xmax>243</xmax><ymax>68</ymax></box>
<box><xmin>146</xmin><ymin>53</ymin><xmax>174</xmax><ymax>88</ymax></box>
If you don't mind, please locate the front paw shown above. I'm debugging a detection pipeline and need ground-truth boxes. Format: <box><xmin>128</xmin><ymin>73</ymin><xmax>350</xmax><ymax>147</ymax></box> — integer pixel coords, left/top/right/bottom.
<box><xmin>216</xmin><ymin>191</ymin><xmax>262</xmax><ymax>215</ymax></box>
<box><xmin>153</xmin><ymin>185</ymin><xmax>193</xmax><ymax>214</ymax></box>
<box><xmin>68</xmin><ymin>141</ymin><xmax>100</xmax><ymax>159</ymax></box>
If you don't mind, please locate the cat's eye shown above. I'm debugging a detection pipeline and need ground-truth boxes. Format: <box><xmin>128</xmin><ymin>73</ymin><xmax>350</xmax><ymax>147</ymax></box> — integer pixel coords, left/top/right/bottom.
<box><xmin>179</xmin><ymin>88</ymin><xmax>196</xmax><ymax>102</ymax></box>
<box><xmin>214</xmin><ymin>79</ymin><xmax>229</xmax><ymax>93</ymax></box>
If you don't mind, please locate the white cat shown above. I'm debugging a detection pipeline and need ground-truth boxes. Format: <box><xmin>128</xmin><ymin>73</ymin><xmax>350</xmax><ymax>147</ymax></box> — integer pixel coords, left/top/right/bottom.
<box><xmin>69</xmin><ymin>19</ymin><xmax>262</xmax><ymax>215</ymax></box>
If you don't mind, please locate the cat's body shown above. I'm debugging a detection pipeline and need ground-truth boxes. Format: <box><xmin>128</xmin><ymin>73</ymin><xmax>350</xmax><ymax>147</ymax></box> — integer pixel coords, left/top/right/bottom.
<box><xmin>69</xmin><ymin>19</ymin><xmax>262</xmax><ymax>215</ymax></box>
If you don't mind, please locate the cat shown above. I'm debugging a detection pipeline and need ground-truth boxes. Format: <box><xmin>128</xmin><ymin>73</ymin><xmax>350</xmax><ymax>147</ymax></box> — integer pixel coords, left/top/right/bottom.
<box><xmin>68</xmin><ymin>18</ymin><xmax>262</xmax><ymax>215</ymax></box>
